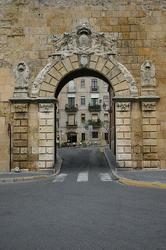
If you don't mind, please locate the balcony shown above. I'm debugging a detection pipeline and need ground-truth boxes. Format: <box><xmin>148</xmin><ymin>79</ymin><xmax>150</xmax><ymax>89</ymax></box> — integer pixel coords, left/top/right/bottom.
<box><xmin>88</xmin><ymin>119</ymin><xmax>102</xmax><ymax>128</ymax></box>
<box><xmin>66</xmin><ymin>122</ymin><xmax>77</xmax><ymax>129</ymax></box>
<box><xmin>90</xmin><ymin>87</ymin><xmax>99</xmax><ymax>92</ymax></box>
<box><xmin>88</xmin><ymin>104</ymin><xmax>101</xmax><ymax>112</ymax></box>
<box><xmin>65</xmin><ymin>104</ymin><xmax>78</xmax><ymax>112</ymax></box>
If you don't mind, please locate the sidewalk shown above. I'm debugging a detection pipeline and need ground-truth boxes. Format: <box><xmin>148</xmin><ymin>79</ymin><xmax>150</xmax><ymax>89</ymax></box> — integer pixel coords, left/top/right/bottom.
<box><xmin>104</xmin><ymin>147</ymin><xmax>166</xmax><ymax>189</ymax></box>
<box><xmin>0</xmin><ymin>171</ymin><xmax>53</xmax><ymax>183</ymax></box>
<box><xmin>0</xmin><ymin>154</ymin><xmax>63</xmax><ymax>183</ymax></box>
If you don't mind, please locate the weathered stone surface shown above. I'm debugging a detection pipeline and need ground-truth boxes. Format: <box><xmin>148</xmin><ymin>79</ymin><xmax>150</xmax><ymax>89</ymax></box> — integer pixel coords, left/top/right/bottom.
<box><xmin>141</xmin><ymin>60</ymin><xmax>156</xmax><ymax>87</ymax></box>
<box><xmin>0</xmin><ymin>0</ymin><xmax>165</xmax><ymax>170</ymax></box>
<box><xmin>13</xmin><ymin>62</ymin><xmax>29</xmax><ymax>98</ymax></box>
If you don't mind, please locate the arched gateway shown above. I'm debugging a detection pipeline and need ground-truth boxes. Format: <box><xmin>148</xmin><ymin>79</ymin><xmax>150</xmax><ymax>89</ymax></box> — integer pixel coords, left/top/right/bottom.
<box><xmin>11</xmin><ymin>23</ymin><xmax>159</xmax><ymax>171</ymax></box>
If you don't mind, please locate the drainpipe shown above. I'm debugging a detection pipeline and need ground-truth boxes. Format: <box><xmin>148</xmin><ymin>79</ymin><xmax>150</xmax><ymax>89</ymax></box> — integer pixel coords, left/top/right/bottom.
<box><xmin>8</xmin><ymin>123</ymin><xmax>12</xmax><ymax>172</ymax></box>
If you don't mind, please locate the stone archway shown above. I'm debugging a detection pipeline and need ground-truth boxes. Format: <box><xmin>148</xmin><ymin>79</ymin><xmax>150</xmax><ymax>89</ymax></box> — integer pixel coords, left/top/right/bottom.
<box><xmin>29</xmin><ymin>23</ymin><xmax>138</xmax><ymax>170</ymax></box>
<box><xmin>11</xmin><ymin>23</ymin><xmax>159</xmax><ymax>171</ymax></box>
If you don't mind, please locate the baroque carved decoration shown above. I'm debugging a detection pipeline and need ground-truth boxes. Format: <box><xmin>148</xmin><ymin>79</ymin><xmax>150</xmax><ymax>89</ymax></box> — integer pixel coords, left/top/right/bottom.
<box><xmin>14</xmin><ymin>104</ymin><xmax>28</xmax><ymax>113</ymax></box>
<box><xmin>31</xmin><ymin>23</ymin><xmax>138</xmax><ymax>98</ymax></box>
<box><xmin>50</xmin><ymin>22</ymin><xmax>117</xmax><ymax>59</ymax></box>
<box><xmin>14</xmin><ymin>62</ymin><xmax>29</xmax><ymax>89</ymax></box>
<box><xmin>39</xmin><ymin>103</ymin><xmax>54</xmax><ymax>113</ymax></box>
<box><xmin>117</xmin><ymin>63</ymin><xmax>138</xmax><ymax>96</ymax></box>
<box><xmin>142</xmin><ymin>102</ymin><xmax>156</xmax><ymax>112</ymax></box>
<box><xmin>13</xmin><ymin>62</ymin><xmax>30</xmax><ymax>98</ymax></box>
<box><xmin>141</xmin><ymin>60</ymin><xmax>156</xmax><ymax>87</ymax></box>
<box><xmin>116</xmin><ymin>102</ymin><xmax>130</xmax><ymax>112</ymax></box>
<box><xmin>31</xmin><ymin>62</ymin><xmax>53</xmax><ymax>97</ymax></box>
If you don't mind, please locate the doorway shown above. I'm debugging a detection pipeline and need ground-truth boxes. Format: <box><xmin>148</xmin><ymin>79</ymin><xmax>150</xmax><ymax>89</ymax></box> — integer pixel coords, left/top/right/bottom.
<box><xmin>67</xmin><ymin>132</ymin><xmax>77</xmax><ymax>144</ymax></box>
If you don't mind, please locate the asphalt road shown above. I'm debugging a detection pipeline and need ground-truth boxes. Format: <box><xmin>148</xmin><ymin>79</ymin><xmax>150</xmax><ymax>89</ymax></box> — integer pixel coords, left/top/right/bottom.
<box><xmin>0</xmin><ymin>147</ymin><xmax>166</xmax><ymax>250</ymax></box>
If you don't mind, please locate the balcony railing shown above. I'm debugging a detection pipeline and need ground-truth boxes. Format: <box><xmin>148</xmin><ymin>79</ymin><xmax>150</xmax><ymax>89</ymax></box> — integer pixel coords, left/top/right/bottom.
<box><xmin>90</xmin><ymin>87</ymin><xmax>99</xmax><ymax>92</ymax></box>
<box><xmin>88</xmin><ymin>104</ymin><xmax>101</xmax><ymax>112</ymax></box>
<box><xmin>65</xmin><ymin>104</ymin><xmax>78</xmax><ymax>112</ymax></box>
<box><xmin>88</xmin><ymin>119</ymin><xmax>102</xmax><ymax>128</ymax></box>
<box><xmin>66</xmin><ymin>122</ymin><xmax>77</xmax><ymax>128</ymax></box>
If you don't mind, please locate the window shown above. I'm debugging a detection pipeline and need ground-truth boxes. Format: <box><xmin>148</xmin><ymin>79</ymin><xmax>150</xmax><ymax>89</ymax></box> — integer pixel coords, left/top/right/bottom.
<box><xmin>80</xmin><ymin>79</ymin><xmax>85</xmax><ymax>88</ymax></box>
<box><xmin>80</xmin><ymin>96</ymin><xmax>86</xmax><ymax>106</ymax></box>
<box><xmin>104</xmin><ymin>113</ymin><xmax>108</xmax><ymax>121</ymax></box>
<box><xmin>92</xmin><ymin>131</ymin><xmax>98</xmax><ymax>138</ymax></box>
<box><xmin>81</xmin><ymin>113</ymin><xmax>86</xmax><ymax>123</ymax></box>
<box><xmin>68</xmin><ymin>97</ymin><xmax>75</xmax><ymax>107</ymax></box>
<box><xmin>81</xmin><ymin>133</ymin><xmax>85</xmax><ymax>141</ymax></box>
<box><xmin>68</xmin><ymin>80</ymin><xmax>75</xmax><ymax>92</ymax></box>
<box><xmin>91</xmin><ymin>98</ymin><xmax>98</xmax><ymax>106</ymax></box>
<box><xmin>91</xmin><ymin>79</ymin><xmax>98</xmax><ymax>91</ymax></box>
<box><xmin>105</xmin><ymin>133</ymin><xmax>108</xmax><ymax>141</ymax></box>
<box><xmin>67</xmin><ymin>114</ymin><xmax>75</xmax><ymax>125</ymax></box>
<box><xmin>92</xmin><ymin>113</ymin><xmax>98</xmax><ymax>122</ymax></box>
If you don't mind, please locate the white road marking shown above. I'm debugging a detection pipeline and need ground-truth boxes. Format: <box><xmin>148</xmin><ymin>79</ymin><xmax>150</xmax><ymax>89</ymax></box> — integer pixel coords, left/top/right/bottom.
<box><xmin>52</xmin><ymin>173</ymin><xmax>68</xmax><ymax>183</ymax></box>
<box><xmin>99</xmin><ymin>173</ymin><xmax>112</xmax><ymax>182</ymax></box>
<box><xmin>77</xmin><ymin>171</ymin><xmax>88</xmax><ymax>182</ymax></box>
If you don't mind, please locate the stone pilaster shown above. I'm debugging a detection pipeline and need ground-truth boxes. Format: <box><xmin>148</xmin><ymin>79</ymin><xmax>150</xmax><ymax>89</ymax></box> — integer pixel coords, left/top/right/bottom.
<box><xmin>131</xmin><ymin>102</ymin><xmax>142</xmax><ymax>169</ymax></box>
<box><xmin>12</xmin><ymin>103</ymin><xmax>29</xmax><ymax>169</ymax></box>
<box><xmin>28</xmin><ymin>103</ymin><xmax>39</xmax><ymax>170</ymax></box>
<box><xmin>38</xmin><ymin>103</ymin><xmax>54</xmax><ymax>169</ymax></box>
<box><xmin>141</xmin><ymin>100</ymin><xmax>160</xmax><ymax>168</ymax></box>
<box><xmin>115</xmin><ymin>101</ymin><xmax>132</xmax><ymax>168</ymax></box>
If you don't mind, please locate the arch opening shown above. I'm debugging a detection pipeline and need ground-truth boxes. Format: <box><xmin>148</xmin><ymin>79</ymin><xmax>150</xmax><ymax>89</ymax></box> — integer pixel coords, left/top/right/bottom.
<box><xmin>55</xmin><ymin>73</ymin><xmax>116</xmax><ymax>168</ymax></box>
<box><xmin>55</xmin><ymin>68</ymin><xmax>112</xmax><ymax>98</ymax></box>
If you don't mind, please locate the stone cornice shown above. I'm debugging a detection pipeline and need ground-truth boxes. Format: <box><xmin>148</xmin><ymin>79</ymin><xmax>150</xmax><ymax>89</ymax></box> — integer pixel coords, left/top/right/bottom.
<box><xmin>113</xmin><ymin>96</ymin><xmax>160</xmax><ymax>102</ymax></box>
<box><xmin>10</xmin><ymin>97</ymin><xmax>57</xmax><ymax>104</ymax></box>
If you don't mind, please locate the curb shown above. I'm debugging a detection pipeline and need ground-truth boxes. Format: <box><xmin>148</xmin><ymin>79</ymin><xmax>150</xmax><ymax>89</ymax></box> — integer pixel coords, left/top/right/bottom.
<box><xmin>0</xmin><ymin>157</ymin><xmax>63</xmax><ymax>184</ymax></box>
<box><xmin>0</xmin><ymin>175</ymin><xmax>48</xmax><ymax>183</ymax></box>
<box><xmin>112</xmin><ymin>170</ymin><xmax>166</xmax><ymax>189</ymax></box>
<box><xmin>103</xmin><ymin>150</ymin><xmax>166</xmax><ymax>190</ymax></box>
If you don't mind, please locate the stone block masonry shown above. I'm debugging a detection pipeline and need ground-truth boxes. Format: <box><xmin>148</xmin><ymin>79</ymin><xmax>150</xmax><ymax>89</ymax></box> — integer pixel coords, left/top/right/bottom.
<box><xmin>0</xmin><ymin>0</ymin><xmax>165</xmax><ymax>171</ymax></box>
<box><xmin>38</xmin><ymin>103</ymin><xmax>54</xmax><ymax>169</ymax></box>
<box><xmin>12</xmin><ymin>104</ymin><xmax>29</xmax><ymax>169</ymax></box>
<box><xmin>142</xmin><ymin>102</ymin><xmax>159</xmax><ymax>168</ymax></box>
<box><xmin>116</xmin><ymin>102</ymin><xmax>132</xmax><ymax>168</ymax></box>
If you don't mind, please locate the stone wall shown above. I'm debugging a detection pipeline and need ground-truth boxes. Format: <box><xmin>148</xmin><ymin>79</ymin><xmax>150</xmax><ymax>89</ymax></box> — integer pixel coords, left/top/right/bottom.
<box><xmin>38</xmin><ymin>103</ymin><xmax>54</xmax><ymax>169</ymax></box>
<box><xmin>0</xmin><ymin>0</ymin><xmax>166</xmax><ymax>170</ymax></box>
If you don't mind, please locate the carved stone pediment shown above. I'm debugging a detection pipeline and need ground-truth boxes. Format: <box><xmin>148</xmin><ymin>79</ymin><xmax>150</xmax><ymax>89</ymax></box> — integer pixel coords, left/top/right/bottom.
<box><xmin>50</xmin><ymin>22</ymin><xmax>117</xmax><ymax>59</ymax></box>
<box><xmin>39</xmin><ymin>103</ymin><xmax>54</xmax><ymax>113</ymax></box>
<box><xmin>116</xmin><ymin>102</ymin><xmax>130</xmax><ymax>112</ymax></box>
<box><xmin>14</xmin><ymin>104</ymin><xmax>28</xmax><ymax>113</ymax></box>
<box><xmin>142</xmin><ymin>102</ymin><xmax>156</xmax><ymax>111</ymax></box>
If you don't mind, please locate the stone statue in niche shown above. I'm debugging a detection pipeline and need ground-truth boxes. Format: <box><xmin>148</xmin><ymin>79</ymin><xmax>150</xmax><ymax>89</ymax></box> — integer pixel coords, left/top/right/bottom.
<box><xmin>13</xmin><ymin>62</ymin><xmax>30</xmax><ymax>98</ymax></box>
<box><xmin>141</xmin><ymin>60</ymin><xmax>156</xmax><ymax>87</ymax></box>
<box><xmin>14</xmin><ymin>62</ymin><xmax>29</xmax><ymax>89</ymax></box>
